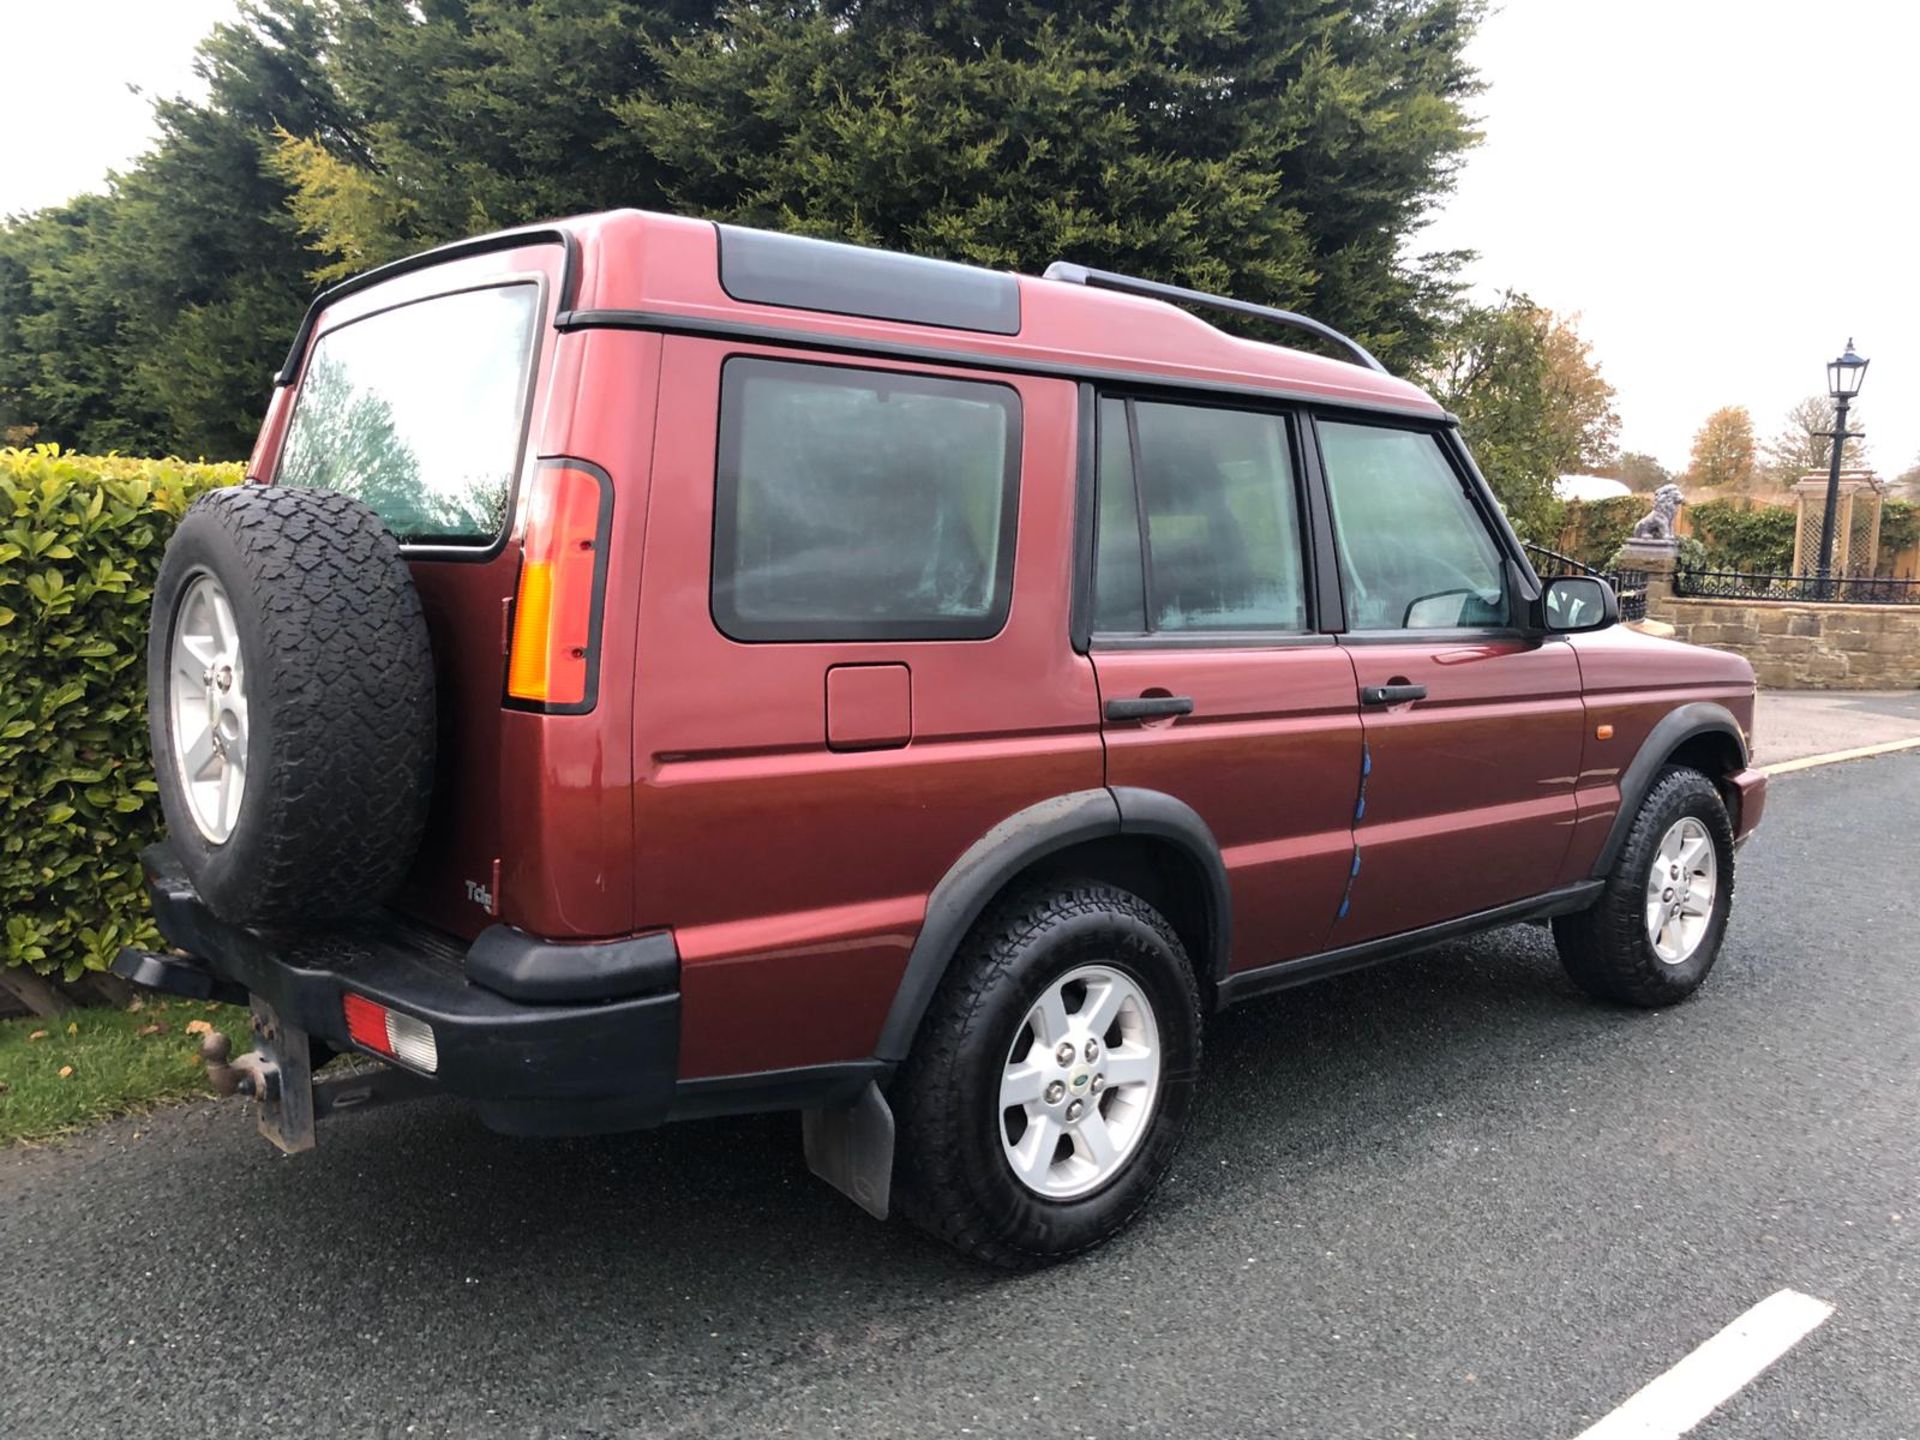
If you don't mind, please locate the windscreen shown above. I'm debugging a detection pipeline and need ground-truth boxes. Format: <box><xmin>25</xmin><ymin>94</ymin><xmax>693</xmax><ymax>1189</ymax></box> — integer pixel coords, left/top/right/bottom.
<box><xmin>276</xmin><ymin>283</ymin><xmax>540</xmax><ymax>543</ymax></box>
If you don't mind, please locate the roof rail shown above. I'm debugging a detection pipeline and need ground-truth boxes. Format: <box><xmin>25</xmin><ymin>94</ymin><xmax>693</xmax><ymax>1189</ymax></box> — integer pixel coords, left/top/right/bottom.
<box><xmin>1041</xmin><ymin>261</ymin><xmax>1388</xmax><ymax>374</ymax></box>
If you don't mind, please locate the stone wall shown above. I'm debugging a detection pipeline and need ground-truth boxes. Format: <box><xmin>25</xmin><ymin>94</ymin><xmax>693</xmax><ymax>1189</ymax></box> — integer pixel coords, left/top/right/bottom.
<box><xmin>1655</xmin><ymin>595</ymin><xmax>1920</xmax><ymax>689</ymax></box>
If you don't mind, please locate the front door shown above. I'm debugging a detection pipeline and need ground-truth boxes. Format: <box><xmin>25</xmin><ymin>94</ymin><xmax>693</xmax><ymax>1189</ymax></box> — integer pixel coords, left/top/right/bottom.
<box><xmin>1313</xmin><ymin>417</ymin><xmax>1585</xmax><ymax>946</ymax></box>
<box><xmin>1086</xmin><ymin>393</ymin><xmax>1362</xmax><ymax>970</ymax></box>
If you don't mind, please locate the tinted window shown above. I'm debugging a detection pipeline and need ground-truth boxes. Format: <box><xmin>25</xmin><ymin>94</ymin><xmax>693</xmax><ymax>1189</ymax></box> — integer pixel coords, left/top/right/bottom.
<box><xmin>1092</xmin><ymin>398</ymin><xmax>1307</xmax><ymax>633</ymax></box>
<box><xmin>278</xmin><ymin>284</ymin><xmax>539</xmax><ymax>543</ymax></box>
<box><xmin>713</xmin><ymin>358</ymin><xmax>1020</xmax><ymax>641</ymax></box>
<box><xmin>1319</xmin><ymin>422</ymin><xmax>1511</xmax><ymax>630</ymax></box>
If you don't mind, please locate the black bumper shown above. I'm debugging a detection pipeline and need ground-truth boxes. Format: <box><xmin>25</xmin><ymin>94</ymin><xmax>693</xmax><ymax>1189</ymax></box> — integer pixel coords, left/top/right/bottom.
<box><xmin>120</xmin><ymin>844</ymin><xmax>680</xmax><ymax>1136</ymax></box>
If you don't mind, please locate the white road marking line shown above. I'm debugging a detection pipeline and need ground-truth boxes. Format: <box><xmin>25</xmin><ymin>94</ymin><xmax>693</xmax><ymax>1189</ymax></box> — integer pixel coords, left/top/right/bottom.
<box><xmin>1762</xmin><ymin>736</ymin><xmax>1920</xmax><ymax>776</ymax></box>
<box><xmin>1572</xmin><ymin>1288</ymin><xmax>1834</xmax><ymax>1440</ymax></box>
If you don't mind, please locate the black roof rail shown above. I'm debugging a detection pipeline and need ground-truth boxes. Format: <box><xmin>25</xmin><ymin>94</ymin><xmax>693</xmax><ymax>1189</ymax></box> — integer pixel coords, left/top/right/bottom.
<box><xmin>1041</xmin><ymin>261</ymin><xmax>1388</xmax><ymax>374</ymax></box>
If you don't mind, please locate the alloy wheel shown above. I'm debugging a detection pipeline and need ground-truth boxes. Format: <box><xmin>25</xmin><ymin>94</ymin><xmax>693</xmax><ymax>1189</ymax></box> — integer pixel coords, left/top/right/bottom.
<box><xmin>998</xmin><ymin>964</ymin><xmax>1162</xmax><ymax>1200</ymax></box>
<box><xmin>168</xmin><ymin>571</ymin><xmax>250</xmax><ymax>843</ymax></box>
<box><xmin>1644</xmin><ymin>816</ymin><xmax>1716</xmax><ymax>964</ymax></box>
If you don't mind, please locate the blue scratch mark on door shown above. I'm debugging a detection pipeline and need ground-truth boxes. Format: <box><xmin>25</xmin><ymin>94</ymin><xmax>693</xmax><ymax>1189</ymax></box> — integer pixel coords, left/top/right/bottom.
<box><xmin>1335</xmin><ymin>739</ymin><xmax>1371</xmax><ymax>922</ymax></box>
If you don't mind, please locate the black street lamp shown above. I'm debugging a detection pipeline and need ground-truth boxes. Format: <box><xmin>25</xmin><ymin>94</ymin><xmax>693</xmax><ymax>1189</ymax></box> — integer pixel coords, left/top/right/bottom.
<box><xmin>1814</xmin><ymin>339</ymin><xmax>1869</xmax><ymax>591</ymax></box>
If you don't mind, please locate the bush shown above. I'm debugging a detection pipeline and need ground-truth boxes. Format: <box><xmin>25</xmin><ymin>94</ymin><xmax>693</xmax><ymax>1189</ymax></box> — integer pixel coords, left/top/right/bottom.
<box><xmin>1553</xmin><ymin>495</ymin><xmax>1643</xmax><ymax>570</ymax></box>
<box><xmin>1687</xmin><ymin>498</ymin><xmax>1796</xmax><ymax>573</ymax></box>
<box><xmin>1</xmin><ymin>446</ymin><xmax>241</xmax><ymax>980</ymax></box>
<box><xmin>1878</xmin><ymin>497</ymin><xmax>1918</xmax><ymax>574</ymax></box>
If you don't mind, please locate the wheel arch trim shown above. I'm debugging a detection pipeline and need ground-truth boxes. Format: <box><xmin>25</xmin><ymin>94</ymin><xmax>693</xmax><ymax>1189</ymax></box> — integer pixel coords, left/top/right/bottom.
<box><xmin>872</xmin><ymin>787</ymin><xmax>1231</xmax><ymax>1062</ymax></box>
<box><xmin>1592</xmin><ymin>701</ymin><xmax>1749</xmax><ymax>877</ymax></box>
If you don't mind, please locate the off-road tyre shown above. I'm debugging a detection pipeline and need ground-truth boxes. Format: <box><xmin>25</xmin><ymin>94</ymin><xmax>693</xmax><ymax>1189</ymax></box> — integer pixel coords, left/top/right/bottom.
<box><xmin>1553</xmin><ymin>765</ymin><xmax>1736</xmax><ymax>1007</ymax></box>
<box><xmin>148</xmin><ymin>486</ymin><xmax>434</xmax><ymax>927</ymax></box>
<box><xmin>892</xmin><ymin>882</ymin><xmax>1203</xmax><ymax>1268</ymax></box>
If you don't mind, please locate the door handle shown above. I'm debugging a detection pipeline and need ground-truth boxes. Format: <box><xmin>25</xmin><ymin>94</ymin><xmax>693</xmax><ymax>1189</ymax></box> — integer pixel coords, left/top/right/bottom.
<box><xmin>1105</xmin><ymin>695</ymin><xmax>1195</xmax><ymax>722</ymax></box>
<box><xmin>1359</xmin><ymin>683</ymin><xmax>1427</xmax><ymax>706</ymax></box>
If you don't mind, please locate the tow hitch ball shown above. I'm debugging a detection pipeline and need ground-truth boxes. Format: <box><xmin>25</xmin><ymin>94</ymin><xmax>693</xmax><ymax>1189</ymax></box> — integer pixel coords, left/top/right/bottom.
<box><xmin>199</xmin><ymin>997</ymin><xmax>318</xmax><ymax>1154</ymax></box>
<box><xmin>201</xmin><ymin>1030</ymin><xmax>278</xmax><ymax>1102</ymax></box>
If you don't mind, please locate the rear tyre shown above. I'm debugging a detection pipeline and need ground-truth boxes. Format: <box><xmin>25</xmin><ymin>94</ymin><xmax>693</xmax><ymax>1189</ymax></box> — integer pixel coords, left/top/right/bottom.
<box><xmin>148</xmin><ymin>486</ymin><xmax>435</xmax><ymax>927</ymax></box>
<box><xmin>893</xmin><ymin>882</ymin><xmax>1202</xmax><ymax>1268</ymax></box>
<box><xmin>1553</xmin><ymin>766</ymin><xmax>1736</xmax><ymax>1007</ymax></box>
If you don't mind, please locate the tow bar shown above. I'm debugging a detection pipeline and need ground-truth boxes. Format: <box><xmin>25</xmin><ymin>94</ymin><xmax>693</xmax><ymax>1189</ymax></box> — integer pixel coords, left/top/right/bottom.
<box><xmin>198</xmin><ymin>995</ymin><xmax>434</xmax><ymax>1154</ymax></box>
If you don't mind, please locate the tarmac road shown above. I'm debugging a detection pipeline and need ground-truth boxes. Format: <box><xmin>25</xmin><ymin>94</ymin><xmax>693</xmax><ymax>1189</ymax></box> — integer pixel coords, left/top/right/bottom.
<box><xmin>3</xmin><ymin>754</ymin><xmax>1916</xmax><ymax>1438</ymax></box>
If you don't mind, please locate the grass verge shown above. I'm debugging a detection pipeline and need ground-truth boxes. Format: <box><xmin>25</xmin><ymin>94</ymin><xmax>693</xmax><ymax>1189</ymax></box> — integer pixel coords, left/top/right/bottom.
<box><xmin>0</xmin><ymin>998</ymin><xmax>253</xmax><ymax>1146</ymax></box>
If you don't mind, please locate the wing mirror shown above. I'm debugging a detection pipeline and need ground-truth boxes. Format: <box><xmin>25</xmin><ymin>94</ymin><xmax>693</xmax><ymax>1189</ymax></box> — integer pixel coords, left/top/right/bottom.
<box><xmin>1537</xmin><ymin>574</ymin><xmax>1619</xmax><ymax>634</ymax></box>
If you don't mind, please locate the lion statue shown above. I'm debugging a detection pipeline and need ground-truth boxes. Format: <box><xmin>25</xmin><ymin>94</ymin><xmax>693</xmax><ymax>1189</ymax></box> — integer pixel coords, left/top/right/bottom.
<box><xmin>1631</xmin><ymin>484</ymin><xmax>1685</xmax><ymax>541</ymax></box>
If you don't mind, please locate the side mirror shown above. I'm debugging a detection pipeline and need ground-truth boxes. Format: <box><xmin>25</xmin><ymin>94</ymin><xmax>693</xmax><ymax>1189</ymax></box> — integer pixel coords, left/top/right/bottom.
<box><xmin>1538</xmin><ymin>574</ymin><xmax>1619</xmax><ymax>634</ymax></box>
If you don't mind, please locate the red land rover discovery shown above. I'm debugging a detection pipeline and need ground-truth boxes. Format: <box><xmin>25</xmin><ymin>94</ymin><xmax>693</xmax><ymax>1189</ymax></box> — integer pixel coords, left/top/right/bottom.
<box><xmin>119</xmin><ymin>211</ymin><xmax>1766</xmax><ymax>1265</ymax></box>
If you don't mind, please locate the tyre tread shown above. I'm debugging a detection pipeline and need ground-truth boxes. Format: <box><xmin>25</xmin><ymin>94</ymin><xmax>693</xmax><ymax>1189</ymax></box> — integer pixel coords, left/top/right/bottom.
<box><xmin>152</xmin><ymin>486</ymin><xmax>434</xmax><ymax>924</ymax></box>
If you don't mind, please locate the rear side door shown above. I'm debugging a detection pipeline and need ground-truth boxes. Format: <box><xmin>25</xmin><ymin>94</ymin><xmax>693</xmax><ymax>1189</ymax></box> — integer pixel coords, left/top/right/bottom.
<box><xmin>1315</xmin><ymin>417</ymin><xmax>1585</xmax><ymax>945</ymax></box>
<box><xmin>1087</xmin><ymin>392</ymin><xmax>1362</xmax><ymax>970</ymax></box>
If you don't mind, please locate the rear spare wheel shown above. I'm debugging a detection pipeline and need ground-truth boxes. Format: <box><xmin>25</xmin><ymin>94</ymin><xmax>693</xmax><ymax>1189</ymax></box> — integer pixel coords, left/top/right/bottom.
<box><xmin>148</xmin><ymin>485</ymin><xmax>434</xmax><ymax>926</ymax></box>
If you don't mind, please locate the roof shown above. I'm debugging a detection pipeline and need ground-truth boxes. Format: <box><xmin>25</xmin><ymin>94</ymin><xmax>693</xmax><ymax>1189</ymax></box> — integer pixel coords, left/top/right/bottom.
<box><xmin>564</xmin><ymin>210</ymin><xmax>1447</xmax><ymax>419</ymax></box>
<box><xmin>287</xmin><ymin>209</ymin><xmax>1448</xmax><ymax>421</ymax></box>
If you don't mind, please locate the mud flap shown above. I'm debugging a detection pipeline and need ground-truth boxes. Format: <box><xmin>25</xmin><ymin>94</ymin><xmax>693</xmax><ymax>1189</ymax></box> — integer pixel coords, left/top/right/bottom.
<box><xmin>802</xmin><ymin>1081</ymin><xmax>894</xmax><ymax>1221</ymax></box>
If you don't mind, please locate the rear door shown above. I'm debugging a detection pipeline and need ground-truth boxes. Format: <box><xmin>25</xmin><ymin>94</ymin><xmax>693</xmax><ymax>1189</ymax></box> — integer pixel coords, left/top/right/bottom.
<box><xmin>1087</xmin><ymin>393</ymin><xmax>1362</xmax><ymax>970</ymax></box>
<box><xmin>267</xmin><ymin>242</ymin><xmax>574</xmax><ymax>939</ymax></box>
<box><xmin>1315</xmin><ymin>417</ymin><xmax>1585</xmax><ymax>945</ymax></box>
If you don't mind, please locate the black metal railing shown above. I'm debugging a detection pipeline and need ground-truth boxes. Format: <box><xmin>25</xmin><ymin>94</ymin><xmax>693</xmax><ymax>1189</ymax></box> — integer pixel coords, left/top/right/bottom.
<box><xmin>1524</xmin><ymin>544</ymin><xmax>1648</xmax><ymax>622</ymax></box>
<box><xmin>1673</xmin><ymin>567</ymin><xmax>1920</xmax><ymax>605</ymax></box>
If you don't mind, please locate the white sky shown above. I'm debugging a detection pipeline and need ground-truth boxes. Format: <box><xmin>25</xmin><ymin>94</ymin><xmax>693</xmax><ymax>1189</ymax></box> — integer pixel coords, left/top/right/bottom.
<box><xmin>3</xmin><ymin>0</ymin><xmax>1915</xmax><ymax>474</ymax></box>
<box><xmin>1423</xmin><ymin>0</ymin><xmax>1920</xmax><ymax>475</ymax></box>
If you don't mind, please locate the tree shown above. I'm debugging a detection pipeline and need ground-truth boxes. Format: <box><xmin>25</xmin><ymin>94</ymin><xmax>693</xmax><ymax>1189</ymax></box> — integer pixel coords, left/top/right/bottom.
<box><xmin>1895</xmin><ymin>455</ymin><xmax>1920</xmax><ymax>498</ymax></box>
<box><xmin>0</xmin><ymin>0</ymin><xmax>346</xmax><ymax>457</ymax></box>
<box><xmin>1758</xmin><ymin>394</ymin><xmax>1868</xmax><ymax>489</ymax></box>
<box><xmin>1685</xmin><ymin>406</ymin><xmax>1756</xmax><ymax>490</ymax></box>
<box><xmin>2</xmin><ymin>0</ymin><xmax>1488</xmax><ymax>456</ymax></box>
<box><xmin>1425</xmin><ymin>291</ymin><xmax>1618</xmax><ymax>541</ymax></box>
<box><xmin>1595</xmin><ymin>451</ymin><xmax>1672</xmax><ymax>491</ymax></box>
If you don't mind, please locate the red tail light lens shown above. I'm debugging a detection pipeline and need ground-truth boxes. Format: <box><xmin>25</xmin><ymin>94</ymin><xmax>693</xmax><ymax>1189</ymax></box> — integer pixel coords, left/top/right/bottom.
<box><xmin>341</xmin><ymin>993</ymin><xmax>439</xmax><ymax>1073</ymax></box>
<box><xmin>507</xmin><ymin>462</ymin><xmax>610</xmax><ymax>710</ymax></box>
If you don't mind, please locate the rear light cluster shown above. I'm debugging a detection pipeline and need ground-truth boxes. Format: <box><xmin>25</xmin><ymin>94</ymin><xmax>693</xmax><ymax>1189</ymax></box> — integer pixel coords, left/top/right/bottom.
<box><xmin>507</xmin><ymin>461</ymin><xmax>612</xmax><ymax>711</ymax></box>
<box><xmin>342</xmin><ymin>993</ymin><xmax>439</xmax><ymax>1073</ymax></box>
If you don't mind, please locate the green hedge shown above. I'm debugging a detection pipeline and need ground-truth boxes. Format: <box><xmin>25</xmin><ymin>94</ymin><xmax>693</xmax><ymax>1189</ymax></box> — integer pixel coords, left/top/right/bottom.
<box><xmin>1554</xmin><ymin>495</ymin><xmax>1644</xmax><ymax>571</ymax></box>
<box><xmin>1</xmin><ymin>446</ymin><xmax>241</xmax><ymax>979</ymax></box>
<box><xmin>1686</xmin><ymin>499</ymin><xmax>1796</xmax><ymax>573</ymax></box>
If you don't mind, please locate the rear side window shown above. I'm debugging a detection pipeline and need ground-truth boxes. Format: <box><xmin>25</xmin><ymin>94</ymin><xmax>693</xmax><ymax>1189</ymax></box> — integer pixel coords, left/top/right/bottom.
<box><xmin>712</xmin><ymin>358</ymin><xmax>1020</xmax><ymax>641</ymax></box>
<box><xmin>277</xmin><ymin>284</ymin><xmax>540</xmax><ymax>544</ymax></box>
<box><xmin>1092</xmin><ymin>397</ymin><xmax>1308</xmax><ymax>633</ymax></box>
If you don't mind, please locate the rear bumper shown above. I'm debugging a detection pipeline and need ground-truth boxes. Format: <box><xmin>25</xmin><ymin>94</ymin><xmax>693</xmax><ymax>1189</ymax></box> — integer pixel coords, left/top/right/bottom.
<box><xmin>1727</xmin><ymin>766</ymin><xmax>1768</xmax><ymax>844</ymax></box>
<box><xmin>123</xmin><ymin>844</ymin><xmax>680</xmax><ymax>1136</ymax></box>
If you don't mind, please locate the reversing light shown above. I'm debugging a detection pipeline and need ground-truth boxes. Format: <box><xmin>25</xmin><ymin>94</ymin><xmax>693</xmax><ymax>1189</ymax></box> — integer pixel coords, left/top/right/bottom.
<box><xmin>507</xmin><ymin>462</ymin><xmax>610</xmax><ymax>709</ymax></box>
<box><xmin>341</xmin><ymin>993</ymin><xmax>440</xmax><ymax>1074</ymax></box>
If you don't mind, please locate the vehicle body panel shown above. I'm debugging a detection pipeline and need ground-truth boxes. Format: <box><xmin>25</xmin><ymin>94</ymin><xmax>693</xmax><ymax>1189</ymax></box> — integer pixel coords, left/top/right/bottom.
<box><xmin>1335</xmin><ymin>638</ymin><xmax>1586</xmax><ymax>943</ymax></box>
<box><xmin>1093</xmin><ymin>645</ymin><xmax>1363</xmax><ymax>970</ymax></box>
<box><xmin>1562</xmin><ymin>625</ymin><xmax>1759</xmax><ymax>873</ymax></box>
<box><xmin>635</xmin><ymin>337</ymin><xmax>1100</xmax><ymax>1076</ymax></box>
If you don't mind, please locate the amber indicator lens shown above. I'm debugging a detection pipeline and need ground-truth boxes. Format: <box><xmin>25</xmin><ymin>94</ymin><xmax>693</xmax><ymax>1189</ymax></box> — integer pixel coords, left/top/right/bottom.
<box><xmin>507</xmin><ymin>465</ymin><xmax>607</xmax><ymax>707</ymax></box>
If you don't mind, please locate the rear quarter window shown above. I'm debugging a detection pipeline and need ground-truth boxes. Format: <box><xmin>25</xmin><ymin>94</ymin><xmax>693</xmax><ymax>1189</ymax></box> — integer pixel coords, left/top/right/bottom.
<box><xmin>712</xmin><ymin>358</ymin><xmax>1021</xmax><ymax>642</ymax></box>
<box><xmin>276</xmin><ymin>283</ymin><xmax>540</xmax><ymax>544</ymax></box>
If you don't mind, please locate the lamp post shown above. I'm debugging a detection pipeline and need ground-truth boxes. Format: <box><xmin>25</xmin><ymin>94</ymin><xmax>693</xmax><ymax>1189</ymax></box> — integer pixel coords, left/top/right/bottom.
<box><xmin>1815</xmin><ymin>339</ymin><xmax>1869</xmax><ymax>592</ymax></box>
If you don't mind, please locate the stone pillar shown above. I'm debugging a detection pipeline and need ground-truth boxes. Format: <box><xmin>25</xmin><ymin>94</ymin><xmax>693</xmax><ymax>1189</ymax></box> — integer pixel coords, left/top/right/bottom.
<box><xmin>1613</xmin><ymin>536</ymin><xmax>1680</xmax><ymax>632</ymax></box>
